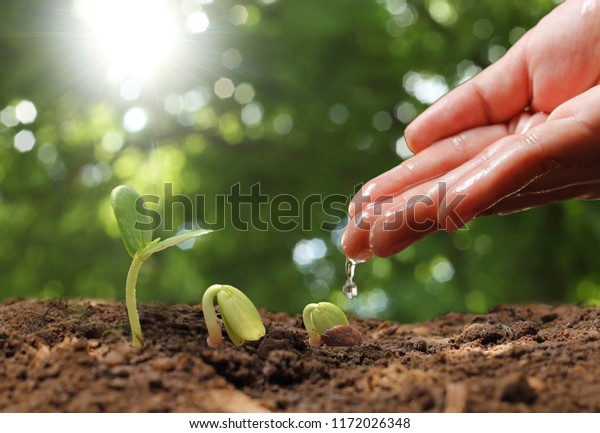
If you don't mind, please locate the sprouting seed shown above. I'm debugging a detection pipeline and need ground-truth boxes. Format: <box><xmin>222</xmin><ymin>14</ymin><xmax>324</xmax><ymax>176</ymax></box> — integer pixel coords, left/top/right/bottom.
<box><xmin>302</xmin><ymin>301</ymin><xmax>363</xmax><ymax>347</ymax></box>
<box><xmin>202</xmin><ymin>284</ymin><xmax>265</xmax><ymax>347</ymax></box>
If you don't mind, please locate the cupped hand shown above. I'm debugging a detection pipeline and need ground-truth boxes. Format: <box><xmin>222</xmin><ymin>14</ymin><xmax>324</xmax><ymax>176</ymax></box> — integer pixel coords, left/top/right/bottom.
<box><xmin>342</xmin><ymin>0</ymin><xmax>600</xmax><ymax>260</ymax></box>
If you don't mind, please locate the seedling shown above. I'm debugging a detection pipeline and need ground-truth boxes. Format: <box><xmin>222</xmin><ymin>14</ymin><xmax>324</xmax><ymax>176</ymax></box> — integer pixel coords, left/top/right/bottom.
<box><xmin>202</xmin><ymin>284</ymin><xmax>265</xmax><ymax>347</ymax></box>
<box><xmin>111</xmin><ymin>185</ymin><xmax>212</xmax><ymax>347</ymax></box>
<box><xmin>302</xmin><ymin>302</ymin><xmax>363</xmax><ymax>347</ymax></box>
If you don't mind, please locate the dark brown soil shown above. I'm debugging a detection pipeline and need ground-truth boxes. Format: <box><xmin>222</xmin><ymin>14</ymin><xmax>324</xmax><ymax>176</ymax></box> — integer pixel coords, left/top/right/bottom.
<box><xmin>1</xmin><ymin>299</ymin><xmax>599</xmax><ymax>412</ymax></box>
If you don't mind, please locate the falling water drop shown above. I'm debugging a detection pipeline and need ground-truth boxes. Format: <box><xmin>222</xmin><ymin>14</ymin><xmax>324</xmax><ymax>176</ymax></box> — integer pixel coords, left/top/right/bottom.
<box><xmin>342</xmin><ymin>258</ymin><xmax>359</xmax><ymax>299</ymax></box>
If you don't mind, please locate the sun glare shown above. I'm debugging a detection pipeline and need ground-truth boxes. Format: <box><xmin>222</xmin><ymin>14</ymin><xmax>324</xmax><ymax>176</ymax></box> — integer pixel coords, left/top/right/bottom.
<box><xmin>76</xmin><ymin>0</ymin><xmax>177</xmax><ymax>81</ymax></box>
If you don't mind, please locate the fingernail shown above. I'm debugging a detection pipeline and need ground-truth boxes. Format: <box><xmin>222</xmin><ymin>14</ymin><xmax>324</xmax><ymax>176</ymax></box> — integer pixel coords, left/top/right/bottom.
<box><xmin>350</xmin><ymin>250</ymin><xmax>374</xmax><ymax>262</ymax></box>
<box><xmin>348</xmin><ymin>201</ymin><xmax>356</xmax><ymax>219</ymax></box>
<box><xmin>341</xmin><ymin>240</ymin><xmax>373</xmax><ymax>262</ymax></box>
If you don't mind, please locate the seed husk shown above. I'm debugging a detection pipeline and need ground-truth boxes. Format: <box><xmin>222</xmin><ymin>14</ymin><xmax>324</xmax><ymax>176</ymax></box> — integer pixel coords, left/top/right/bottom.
<box><xmin>320</xmin><ymin>325</ymin><xmax>363</xmax><ymax>347</ymax></box>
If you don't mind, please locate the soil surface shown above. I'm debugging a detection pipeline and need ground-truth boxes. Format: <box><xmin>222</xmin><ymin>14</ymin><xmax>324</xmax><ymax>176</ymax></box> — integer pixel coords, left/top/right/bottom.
<box><xmin>1</xmin><ymin>299</ymin><xmax>599</xmax><ymax>412</ymax></box>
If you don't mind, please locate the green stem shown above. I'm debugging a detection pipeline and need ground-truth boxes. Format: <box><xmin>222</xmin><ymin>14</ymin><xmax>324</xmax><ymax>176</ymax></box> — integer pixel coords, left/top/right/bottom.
<box><xmin>126</xmin><ymin>254</ymin><xmax>145</xmax><ymax>347</ymax></box>
<box><xmin>302</xmin><ymin>303</ymin><xmax>321</xmax><ymax>347</ymax></box>
<box><xmin>202</xmin><ymin>284</ymin><xmax>224</xmax><ymax>347</ymax></box>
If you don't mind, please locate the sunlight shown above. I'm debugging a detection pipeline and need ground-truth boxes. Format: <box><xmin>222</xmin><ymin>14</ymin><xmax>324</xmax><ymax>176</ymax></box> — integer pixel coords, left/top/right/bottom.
<box><xmin>76</xmin><ymin>0</ymin><xmax>176</xmax><ymax>80</ymax></box>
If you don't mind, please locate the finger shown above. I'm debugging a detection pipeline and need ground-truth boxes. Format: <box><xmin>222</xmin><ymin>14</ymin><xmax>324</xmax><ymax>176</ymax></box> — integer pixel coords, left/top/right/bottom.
<box><xmin>445</xmin><ymin>82</ymin><xmax>600</xmax><ymax>221</ymax></box>
<box><xmin>508</xmin><ymin>111</ymin><xmax>549</xmax><ymax>135</ymax></box>
<box><xmin>347</xmin><ymin>117</ymin><xmax>540</xmax><ymax>258</ymax></box>
<box><xmin>368</xmin><ymin>181</ymin><xmax>470</xmax><ymax>258</ymax></box>
<box><xmin>344</xmin><ymin>151</ymin><xmax>490</xmax><ymax>260</ymax></box>
<box><xmin>350</xmin><ymin>111</ymin><xmax>549</xmax><ymax>219</ymax></box>
<box><xmin>548</xmin><ymin>84</ymin><xmax>600</xmax><ymax>123</ymax></box>
<box><xmin>480</xmin><ymin>181</ymin><xmax>600</xmax><ymax>216</ymax></box>
<box><xmin>348</xmin><ymin>124</ymin><xmax>509</xmax><ymax>219</ymax></box>
<box><xmin>447</xmin><ymin>116</ymin><xmax>599</xmax><ymax>222</ymax></box>
<box><xmin>404</xmin><ymin>42</ymin><xmax>530</xmax><ymax>153</ymax></box>
<box><xmin>511</xmin><ymin>164</ymin><xmax>600</xmax><ymax>195</ymax></box>
<box><xmin>343</xmin><ymin>178</ymin><xmax>439</xmax><ymax>260</ymax></box>
<box><xmin>481</xmin><ymin>163</ymin><xmax>600</xmax><ymax>214</ymax></box>
<box><xmin>370</xmin><ymin>115</ymin><xmax>599</xmax><ymax>257</ymax></box>
<box><xmin>341</xmin><ymin>210</ymin><xmax>376</xmax><ymax>262</ymax></box>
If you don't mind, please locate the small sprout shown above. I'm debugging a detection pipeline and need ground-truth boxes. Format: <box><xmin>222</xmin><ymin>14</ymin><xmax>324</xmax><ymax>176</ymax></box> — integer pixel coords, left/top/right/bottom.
<box><xmin>302</xmin><ymin>302</ymin><xmax>363</xmax><ymax>347</ymax></box>
<box><xmin>202</xmin><ymin>284</ymin><xmax>266</xmax><ymax>347</ymax></box>
<box><xmin>111</xmin><ymin>185</ymin><xmax>212</xmax><ymax>347</ymax></box>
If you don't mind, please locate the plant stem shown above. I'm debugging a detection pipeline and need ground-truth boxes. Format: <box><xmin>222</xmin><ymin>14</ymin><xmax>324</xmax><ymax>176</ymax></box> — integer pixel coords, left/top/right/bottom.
<box><xmin>302</xmin><ymin>303</ymin><xmax>321</xmax><ymax>347</ymax></box>
<box><xmin>202</xmin><ymin>284</ymin><xmax>224</xmax><ymax>347</ymax></box>
<box><xmin>126</xmin><ymin>254</ymin><xmax>145</xmax><ymax>347</ymax></box>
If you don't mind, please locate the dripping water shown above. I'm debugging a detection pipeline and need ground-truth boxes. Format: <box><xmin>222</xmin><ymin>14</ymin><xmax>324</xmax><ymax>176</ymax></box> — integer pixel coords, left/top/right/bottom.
<box><xmin>342</xmin><ymin>258</ymin><xmax>359</xmax><ymax>299</ymax></box>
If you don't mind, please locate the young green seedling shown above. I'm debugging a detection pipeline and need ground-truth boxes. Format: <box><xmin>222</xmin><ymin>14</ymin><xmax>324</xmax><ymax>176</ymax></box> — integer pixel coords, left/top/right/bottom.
<box><xmin>111</xmin><ymin>185</ymin><xmax>212</xmax><ymax>347</ymax></box>
<box><xmin>202</xmin><ymin>284</ymin><xmax>266</xmax><ymax>347</ymax></box>
<box><xmin>302</xmin><ymin>302</ymin><xmax>363</xmax><ymax>347</ymax></box>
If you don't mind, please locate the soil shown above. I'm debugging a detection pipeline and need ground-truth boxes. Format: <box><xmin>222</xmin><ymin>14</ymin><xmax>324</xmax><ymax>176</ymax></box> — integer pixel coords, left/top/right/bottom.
<box><xmin>1</xmin><ymin>299</ymin><xmax>599</xmax><ymax>412</ymax></box>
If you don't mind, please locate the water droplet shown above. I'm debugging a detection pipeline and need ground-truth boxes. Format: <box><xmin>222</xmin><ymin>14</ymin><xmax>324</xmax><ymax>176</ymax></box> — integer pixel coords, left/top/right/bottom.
<box><xmin>342</xmin><ymin>258</ymin><xmax>361</xmax><ymax>299</ymax></box>
<box><xmin>342</xmin><ymin>281</ymin><xmax>357</xmax><ymax>300</ymax></box>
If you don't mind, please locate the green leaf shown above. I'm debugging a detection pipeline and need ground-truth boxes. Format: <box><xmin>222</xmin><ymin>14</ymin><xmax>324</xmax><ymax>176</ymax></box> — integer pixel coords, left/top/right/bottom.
<box><xmin>310</xmin><ymin>302</ymin><xmax>349</xmax><ymax>335</ymax></box>
<box><xmin>216</xmin><ymin>285</ymin><xmax>265</xmax><ymax>342</ymax></box>
<box><xmin>141</xmin><ymin>229</ymin><xmax>212</xmax><ymax>256</ymax></box>
<box><xmin>221</xmin><ymin>313</ymin><xmax>245</xmax><ymax>346</ymax></box>
<box><xmin>111</xmin><ymin>185</ymin><xmax>153</xmax><ymax>257</ymax></box>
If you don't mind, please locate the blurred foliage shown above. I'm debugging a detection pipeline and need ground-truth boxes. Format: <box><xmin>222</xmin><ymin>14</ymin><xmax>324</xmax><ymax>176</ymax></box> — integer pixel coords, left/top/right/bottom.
<box><xmin>1</xmin><ymin>0</ymin><xmax>599</xmax><ymax>323</ymax></box>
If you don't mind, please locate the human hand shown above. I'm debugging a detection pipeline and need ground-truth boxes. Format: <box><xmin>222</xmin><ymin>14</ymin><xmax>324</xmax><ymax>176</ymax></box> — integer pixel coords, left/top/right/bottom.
<box><xmin>342</xmin><ymin>0</ymin><xmax>600</xmax><ymax>261</ymax></box>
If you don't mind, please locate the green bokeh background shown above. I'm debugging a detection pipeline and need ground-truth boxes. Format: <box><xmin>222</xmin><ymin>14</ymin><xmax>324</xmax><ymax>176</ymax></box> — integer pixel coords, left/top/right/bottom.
<box><xmin>1</xmin><ymin>0</ymin><xmax>599</xmax><ymax>322</ymax></box>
